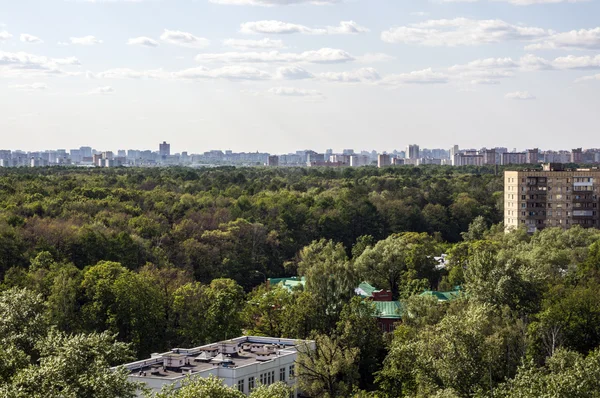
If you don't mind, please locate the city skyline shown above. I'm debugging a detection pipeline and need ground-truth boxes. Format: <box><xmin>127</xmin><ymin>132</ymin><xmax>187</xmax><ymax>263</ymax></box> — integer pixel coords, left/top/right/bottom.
<box><xmin>1</xmin><ymin>0</ymin><xmax>599</xmax><ymax>152</ymax></box>
<box><xmin>3</xmin><ymin>142</ymin><xmax>600</xmax><ymax>168</ymax></box>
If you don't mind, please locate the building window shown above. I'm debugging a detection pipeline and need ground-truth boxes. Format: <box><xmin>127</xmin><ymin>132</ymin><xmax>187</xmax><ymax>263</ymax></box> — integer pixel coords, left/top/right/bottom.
<box><xmin>238</xmin><ymin>379</ymin><xmax>245</xmax><ymax>393</ymax></box>
<box><xmin>280</xmin><ymin>367</ymin><xmax>286</xmax><ymax>382</ymax></box>
<box><xmin>289</xmin><ymin>365</ymin><xmax>295</xmax><ymax>378</ymax></box>
<box><xmin>249</xmin><ymin>377</ymin><xmax>255</xmax><ymax>391</ymax></box>
<box><xmin>260</xmin><ymin>373</ymin><xmax>265</xmax><ymax>385</ymax></box>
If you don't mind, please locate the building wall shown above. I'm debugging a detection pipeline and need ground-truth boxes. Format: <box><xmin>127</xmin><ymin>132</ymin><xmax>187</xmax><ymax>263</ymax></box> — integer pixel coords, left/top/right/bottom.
<box><xmin>505</xmin><ymin>170</ymin><xmax>600</xmax><ymax>232</ymax></box>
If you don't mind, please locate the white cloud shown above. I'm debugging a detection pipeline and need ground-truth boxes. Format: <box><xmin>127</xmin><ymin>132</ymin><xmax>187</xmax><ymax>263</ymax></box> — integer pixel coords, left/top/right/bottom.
<box><xmin>174</xmin><ymin>65</ymin><xmax>272</xmax><ymax>80</ymax></box>
<box><xmin>319</xmin><ymin>67</ymin><xmax>381</xmax><ymax>83</ymax></box>
<box><xmin>70</xmin><ymin>36</ymin><xmax>103</xmax><ymax>46</ymax></box>
<box><xmin>275</xmin><ymin>65</ymin><xmax>313</xmax><ymax>79</ymax></box>
<box><xmin>440</xmin><ymin>0</ymin><xmax>586</xmax><ymax>3</ymax></box>
<box><xmin>160</xmin><ymin>29</ymin><xmax>209</xmax><ymax>48</ymax></box>
<box><xmin>470</xmin><ymin>79</ymin><xmax>501</xmax><ymax>85</ymax></box>
<box><xmin>355</xmin><ymin>53</ymin><xmax>395</xmax><ymax>63</ymax></box>
<box><xmin>268</xmin><ymin>86</ymin><xmax>323</xmax><ymax>98</ymax></box>
<box><xmin>195</xmin><ymin>48</ymin><xmax>354</xmax><ymax>64</ymax></box>
<box><xmin>0</xmin><ymin>31</ymin><xmax>12</xmax><ymax>42</ymax></box>
<box><xmin>552</xmin><ymin>54</ymin><xmax>600</xmax><ymax>69</ymax></box>
<box><xmin>223</xmin><ymin>38</ymin><xmax>285</xmax><ymax>50</ymax></box>
<box><xmin>449</xmin><ymin>57</ymin><xmax>520</xmax><ymax>71</ymax></box>
<box><xmin>499</xmin><ymin>0</ymin><xmax>588</xmax><ymax>5</ymax></box>
<box><xmin>382</xmin><ymin>68</ymin><xmax>450</xmax><ymax>84</ymax></box>
<box><xmin>0</xmin><ymin>51</ymin><xmax>81</xmax><ymax>78</ymax></box>
<box><xmin>525</xmin><ymin>27</ymin><xmax>600</xmax><ymax>50</ymax></box>
<box><xmin>127</xmin><ymin>37</ymin><xmax>159</xmax><ymax>47</ymax></box>
<box><xmin>9</xmin><ymin>82</ymin><xmax>48</xmax><ymax>91</ymax></box>
<box><xmin>89</xmin><ymin>86</ymin><xmax>115</xmax><ymax>95</ymax></box>
<box><xmin>20</xmin><ymin>34</ymin><xmax>43</xmax><ymax>44</ymax></box>
<box><xmin>96</xmin><ymin>68</ymin><xmax>168</xmax><ymax>79</ymax></box>
<box><xmin>519</xmin><ymin>54</ymin><xmax>554</xmax><ymax>70</ymax></box>
<box><xmin>505</xmin><ymin>91</ymin><xmax>536</xmax><ymax>100</ymax></box>
<box><xmin>381</xmin><ymin>18</ymin><xmax>547</xmax><ymax>46</ymax></box>
<box><xmin>410</xmin><ymin>11</ymin><xmax>430</xmax><ymax>17</ymax></box>
<box><xmin>240</xmin><ymin>20</ymin><xmax>368</xmax><ymax>35</ymax></box>
<box><xmin>575</xmin><ymin>73</ymin><xmax>600</xmax><ymax>83</ymax></box>
<box><xmin>210</xmin><ymin>0</ymin><xmax>342</xmax><ymax>5</ymax></box>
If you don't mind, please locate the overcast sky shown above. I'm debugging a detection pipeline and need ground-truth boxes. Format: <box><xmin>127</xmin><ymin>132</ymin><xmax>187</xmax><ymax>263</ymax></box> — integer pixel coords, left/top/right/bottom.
<box><xmin>1</xmin><ymin>0</ymin><xmax>599</xmax><ymax>154</ymax></box>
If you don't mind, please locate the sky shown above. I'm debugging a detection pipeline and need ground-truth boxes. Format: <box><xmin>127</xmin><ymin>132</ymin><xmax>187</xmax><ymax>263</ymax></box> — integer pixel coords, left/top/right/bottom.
<box><xmin>0</xmin><ymin>0</ymin><xmax>599</xmax><ymax>154</ymax></box>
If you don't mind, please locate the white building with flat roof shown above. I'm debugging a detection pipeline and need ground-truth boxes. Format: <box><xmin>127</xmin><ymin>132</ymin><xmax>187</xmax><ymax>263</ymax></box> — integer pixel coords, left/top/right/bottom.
<box><xmin>115</xmin><ymin>336</ymin><xmax>314</xmax><ymax>397</ymax></box>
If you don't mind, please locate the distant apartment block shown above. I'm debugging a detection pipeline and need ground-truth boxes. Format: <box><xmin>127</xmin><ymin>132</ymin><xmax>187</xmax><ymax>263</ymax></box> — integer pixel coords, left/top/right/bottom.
<box><xmin>407</xmin><ymin>144</ymin><xmax>420</xmax><ymax>160</ymax></box>
<box><xmin>505</xmin><ymin>164</ymin><xmax>600</xmax><ymax>233</ymax></box>
<box><xmin>159</xmin><ymin>141</ymin><xmax>171</xmax><ymax>158</ymax></box>
<box><xmin>378</xmin><ymin>154</ymin><xmax>391</xmax><ymax>168</ymax></box>
<box><xmin>116</xmin><ymin>336</ymin><xmax>313</xmax><ymax>397</ymax></box>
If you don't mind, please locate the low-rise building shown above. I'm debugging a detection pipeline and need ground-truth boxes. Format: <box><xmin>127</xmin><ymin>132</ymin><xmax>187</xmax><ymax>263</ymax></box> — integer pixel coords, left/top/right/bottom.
<box><xmin>116</xmin><ymin>336</ymin><xmax>313</xmax><ymax>397</ymax></box>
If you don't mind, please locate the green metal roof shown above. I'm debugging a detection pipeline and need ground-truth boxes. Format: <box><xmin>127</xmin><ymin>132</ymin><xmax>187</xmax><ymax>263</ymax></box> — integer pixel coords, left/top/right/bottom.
<box><xmin>356</xmin><ymin>282</ymin><xmax>378</xmax><ymax>297</ymax></box>
<box><xmin>374</xmin><ymin>301</ymin><xmax>403</xmax><ymax>319</ymax></box>
<box><xmin>268</xmin><ymin>277</ymin><xmax>306</xmax><ymax>292</ymax></box>
<box><xmin>419</xmin><ymin>289</ymin><xmax>461</xmax><ymax>302</ymax></box>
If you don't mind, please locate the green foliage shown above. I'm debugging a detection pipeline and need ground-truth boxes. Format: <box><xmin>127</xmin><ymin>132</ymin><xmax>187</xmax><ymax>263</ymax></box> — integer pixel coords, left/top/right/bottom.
<box><xmin>248</xmin><ymin>382</ymin><xmax>293</xmax><ymax>398</ymax></box>
<box><xmin>354</xmin><ymin>232</ymin><xmax>440</xmax><ymax>300</ymax></box>
<box><xmin>336</xmin><ymin>297</ymin><xmax>385</xmax><ymax>390</ymax></box>
<box><xmin>153</xmin><ymin>375</ymin><xmax>244</xmax><ymax>398</ymax></box>
<box><xmin>378</xmin><ymin>302</ymin><xmax>527</xmax><ymax>397</ymax></box>
<box><xmin>298</xmin><ymin>239</ymin><xmax>358</xmax><ymax>330</ymax></box>
<box><xmin>0</xmin><ymin>287</ymin><xmax>48</xmax><ymax>355</ymax></box>
<box><xmin>296</xmin><ymin>334</ymin><xmax>360</xmax><ymax>398</ymax></box>
<box><xmin>490</xmin><ymin>348</ymin><xmax>600</xmax><ymax>398</ymax></box>
<box><xmin>0</xmin><ymin>329</ymin><xmax>139</xmax><ymax>398</ymax></box>
<box><xmin>152</xmin><ymin>375</ymin><xmax>292</xmax><ymax>398</ymax></box>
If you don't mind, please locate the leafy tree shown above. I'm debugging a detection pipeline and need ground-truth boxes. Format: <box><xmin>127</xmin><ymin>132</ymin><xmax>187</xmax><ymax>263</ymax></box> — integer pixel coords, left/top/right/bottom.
<box><xmin>491</xmin><ymin>348</ymin><xmax>600</xmax><ymax>398</ymax></box>
<box><xmin>336</xmin><ymin>297</ymin><xmax>385</xmax><ymax>390</ymax></box>
<box><xmin>354</xmin><ymin>232</ymin><xmax>439</xmax><ymax>300</ymax></box>
<box><xmin>0</xmin><ymin>287</ymin><xmax>48</xmax><ymax>355</ymax></box>
<box><xmin>248</xmin><ymin>382</ymin><xmax>293</xmax><ymax>398</ymax></box>
<box><xmin>378</xmin><ymin>302</ymin><xmax>527</xmax><ymax>397</ymax></box>
<box><xmin>296</xmin><ymin>334</ymin><xmax>359</xmax><ymax>398</ymax></box>
<box><xmin>153</xmin><ymin>375</ymin><xmax>244</xmax><ymax>398</ymax></box>
<box><xmin>0</xmin><ymin>330</ymin><xmax>139</xmax><ymax>398</ymax></box>
<box><xmin>243</xmin><ymin>284</ymin><xmax>294</xmax><ymax>337</ymax></box>
<box><xmin>464</xmin><ymin>250</ymin><xmax>544</xmax><ymax>314</ymax></box>
<box><xmin>533</xmin><ymin>283</ymin><xmax>600</xmax><ymax>356</ymax></box>
<box><xmin>298</xmin><ymin>239</ymin><xmax>358</xmax><ymax>330</ymax></box>
<box><xmin>460</xmin><ymin>216</ymin><xmax>488</xmax><ymax>242</ymax></box>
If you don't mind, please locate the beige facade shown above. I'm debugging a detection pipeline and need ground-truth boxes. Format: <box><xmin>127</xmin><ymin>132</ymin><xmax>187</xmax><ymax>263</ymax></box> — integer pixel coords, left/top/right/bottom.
<box><xmin>505</xmin><ymin>168</ymin><xmax>600</xmax><ymax>233</ymax></box>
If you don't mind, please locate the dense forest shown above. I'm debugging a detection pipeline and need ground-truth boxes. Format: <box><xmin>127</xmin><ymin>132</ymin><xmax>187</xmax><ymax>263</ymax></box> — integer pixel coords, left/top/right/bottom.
<box><xmin>3</xmin><ymin>166</ymin><xmax>600</xmax><ymax>397</ymax></box>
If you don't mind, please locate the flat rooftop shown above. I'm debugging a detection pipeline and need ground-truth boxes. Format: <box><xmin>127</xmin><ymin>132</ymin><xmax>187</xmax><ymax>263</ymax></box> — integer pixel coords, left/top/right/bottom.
<box><xmin>118</xmin><ymin>336</ymin><xmax>305</xmax><ymax>381</ymax></box>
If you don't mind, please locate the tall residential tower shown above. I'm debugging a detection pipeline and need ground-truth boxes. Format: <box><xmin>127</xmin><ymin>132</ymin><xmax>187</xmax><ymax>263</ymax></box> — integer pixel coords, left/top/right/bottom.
<box><xmin>505</xmin><ymin>164</ymin><xmax>600</xmax><ymax>233</ymax></box>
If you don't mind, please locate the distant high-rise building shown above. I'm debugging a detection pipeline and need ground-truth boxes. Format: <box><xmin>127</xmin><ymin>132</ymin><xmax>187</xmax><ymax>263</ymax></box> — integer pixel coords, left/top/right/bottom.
<box><xmin>407</xmin><ymin>145</ymin><xmax>420</xmax><ymax>160</ymax></box>
<box><xmin>502</xmin><ymin>152</ymin><xmax>527</xmax><ymax>165</ymax></box>
<box><xmin>449</xmin><ymin>145</ymin><xmax>459</xmax><ymax>166</ymax></box>
<box><xmin>483</xmin><ymin>149</ymin><xmax>496</xmax><ymax>165</ymax></box>
<box><xmin>267</xmin><ymin>155</ymin><xmax>279</xmax><ymax>167</ymax></box>
<box><xmin>80</xmin><ymin>146</ymin><xmax>92</xmax><ymax>158</ymax></box>
<box><xmin>378</xmin><ymin>154</ymin><xmax>391</xmax><ymax>168</ymax></box>
<box><xmin>571</xmin><ymin>148</ymin><xmax>583</xmax><ymax>164</ymax></box>
<box><xmin>343</xmin><ymin>149</ymin><xmax>354</xmax><ymax>155</ymax></box>
<box><xmin>527</xmin><ymin>148</ymin><xmax>539</xmax><ymax>164</ymax></box>
<box><xmin>159</xmin><ymin>141</ymin><xmax>171</xmax><ymax>158</ymax></box>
